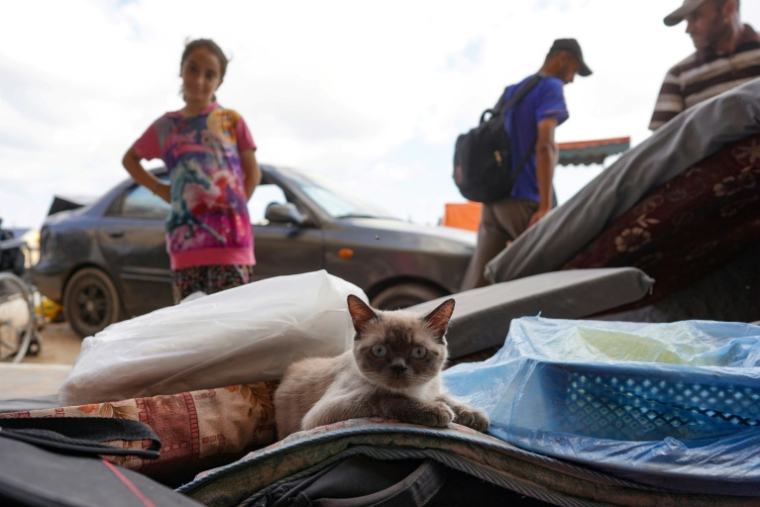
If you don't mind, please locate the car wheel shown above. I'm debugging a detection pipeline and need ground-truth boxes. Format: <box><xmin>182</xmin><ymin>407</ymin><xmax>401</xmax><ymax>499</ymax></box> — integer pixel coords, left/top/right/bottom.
<box><xmin>63</xmin><ymin>267</ymin><xmax>122</xmax><ymax>338</ymax></box>
<box><xmin>370</xmin><ymin>283</ymin><xmax>448</xmax><ymax>311</ymax></box>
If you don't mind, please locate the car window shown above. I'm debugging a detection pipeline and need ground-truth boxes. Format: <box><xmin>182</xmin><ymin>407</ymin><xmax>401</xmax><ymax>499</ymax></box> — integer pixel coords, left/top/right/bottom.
<box><xmin>248</xmin><ymin>183</ymin><xmax>289</xmax><ymax>225</ymax></box>
<box><xmin>285</xmin><ymin>168</ymin><xmax>396</xmax><ymax>220</ymax></box>
<box><xmin>298</xmin><ymin>185</ymin><xmax>365</xmax><ymax>218</ymax></box>
<box><xmin>121</xmin><ymin>185</ymin><xmax>171</xmax><ymax>220</ymax></box>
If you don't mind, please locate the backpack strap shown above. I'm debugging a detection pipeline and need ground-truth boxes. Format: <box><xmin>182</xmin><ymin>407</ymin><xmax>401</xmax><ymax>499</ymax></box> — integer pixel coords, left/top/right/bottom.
<box><xmin>499</xmin><ymin>74</ymin><xmax>546</xmax><ymax>177</ymax></box>
<box><xmin>480</xmin><ymin>74</ymin><xmax>544</xmax><ymax>124</ymax></box>
<box><xmin>495</xmin><ymin>73</ymin><xmax>544</xmax><ymax>114</ymax></box>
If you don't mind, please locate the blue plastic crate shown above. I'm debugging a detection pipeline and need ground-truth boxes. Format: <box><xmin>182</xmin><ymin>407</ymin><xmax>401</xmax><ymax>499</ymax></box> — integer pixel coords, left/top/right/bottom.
<box><xmin>443</xmin><ymin>316</ymin><xmax>760</xmax><ymax>495</ymax></box>
<box><xmin>537</xmin><ymin>362</ymin><xmax>760</xmax><ymax>441</ymax></box>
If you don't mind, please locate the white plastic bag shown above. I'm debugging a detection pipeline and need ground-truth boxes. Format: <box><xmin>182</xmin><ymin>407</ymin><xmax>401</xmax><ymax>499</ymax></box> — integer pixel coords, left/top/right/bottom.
<box><xmin>58</xmin><ymin>270</ymin><xmax>366</xmax><ymax>405</ymax></box>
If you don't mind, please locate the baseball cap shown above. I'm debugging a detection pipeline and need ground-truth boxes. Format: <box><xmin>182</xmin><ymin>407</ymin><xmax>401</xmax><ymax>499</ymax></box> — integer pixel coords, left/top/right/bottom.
<box><xmin>550</xmin><ymin>38</ymin><xmax>592</xmax><ymax>77</ymax></box>
<box><xmin>664</xmin><ymin>0</ymin><xmax>708</xmax><ymax>26</ymax></box>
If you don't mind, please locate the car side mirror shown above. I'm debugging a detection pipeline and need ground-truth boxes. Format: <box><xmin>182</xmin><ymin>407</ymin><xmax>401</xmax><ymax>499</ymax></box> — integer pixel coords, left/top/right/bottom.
<box><xmin>265</xmin><ymin>202</ymin><xmax>308</xmax><ymax>226</ymax></box>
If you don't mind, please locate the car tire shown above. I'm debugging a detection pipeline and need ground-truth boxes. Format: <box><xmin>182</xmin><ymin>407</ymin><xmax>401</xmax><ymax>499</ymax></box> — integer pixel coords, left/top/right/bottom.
<box><xmin>370</xmin><ymin>283</ymin><xmax>448</xmax><ymax>311</ymax></box>
<box><xmin>63</xmin><ymin>267</ymin><xmax>122</xmax><ymax>338</ymax></box>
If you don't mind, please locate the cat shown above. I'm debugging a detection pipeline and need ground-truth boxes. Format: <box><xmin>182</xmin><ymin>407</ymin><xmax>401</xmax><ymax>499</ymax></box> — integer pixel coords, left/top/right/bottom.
<box><xmin>274</xmin><ymin>294</ymin><xmax>489</xmax><ymax>439</ymax></box>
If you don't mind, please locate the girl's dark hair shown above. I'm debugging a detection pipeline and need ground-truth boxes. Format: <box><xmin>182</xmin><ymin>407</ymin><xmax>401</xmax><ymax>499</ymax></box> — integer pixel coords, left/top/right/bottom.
<box><xmin>180</xmin><ymin>38</ymin><xmax>230</xmax><ymax>101</ymax></box>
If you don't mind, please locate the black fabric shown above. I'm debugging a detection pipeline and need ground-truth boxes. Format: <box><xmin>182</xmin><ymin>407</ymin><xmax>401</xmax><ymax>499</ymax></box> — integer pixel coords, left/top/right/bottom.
<box><xmin>453</xmin><ymin>75</ymin><xmax>543</xmax><ymax>204</ymax></box>
<box><xmin>0</xmin><ymin>417</ymin><xmax>203</xmax><ymax>507</ymax></box>
<box><xmin>255</xmin><ymin>456</ymin><xmax>553</xmax><ymax>507</ymax></box>
<box><xmin>0</xmin><ymin>437</ymin><xmax>203</xmax><ymax>507</ymax></box>
<box><xmin>0</xmin><ymin>417</ymin><xmax>161</xmax><ymax>459</ymax></box>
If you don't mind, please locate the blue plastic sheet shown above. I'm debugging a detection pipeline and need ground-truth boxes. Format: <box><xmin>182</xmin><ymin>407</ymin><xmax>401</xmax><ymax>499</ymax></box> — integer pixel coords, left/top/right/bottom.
<box><xmin>442</xmin><ymin>316</ymin><xmax>760</xmax><ymax>495</ymax></box>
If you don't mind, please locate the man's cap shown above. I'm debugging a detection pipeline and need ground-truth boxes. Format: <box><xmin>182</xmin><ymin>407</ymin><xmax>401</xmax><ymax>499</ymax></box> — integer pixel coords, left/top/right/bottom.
<box><xmin>550</xmin><ymin>38</ymin><xmax>592</xmax><ymax>76</ymax></box>
<box><xmin>664</xmin><ymin>0</ymin><xmax>708</xmax><ymax>27</ymax></box>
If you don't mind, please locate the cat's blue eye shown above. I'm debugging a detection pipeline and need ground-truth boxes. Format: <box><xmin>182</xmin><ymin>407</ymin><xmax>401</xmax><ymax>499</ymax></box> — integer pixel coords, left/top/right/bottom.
<box><xmin>371</xmin><ymin>344</ymin><xmax>387</xmax><ymax>358</ymax></box>
<box><xmin>412</xmin><ymin>347</ymin><xmax>427</xmax><ymax>359</ymax></box>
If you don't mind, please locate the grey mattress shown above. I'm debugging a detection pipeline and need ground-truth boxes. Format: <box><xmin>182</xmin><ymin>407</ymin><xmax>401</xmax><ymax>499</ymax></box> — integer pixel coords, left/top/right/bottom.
<box><xmin>408</xmin><ymin>267</ymin><xmax>654</xmax><ymax>358</ymax></box>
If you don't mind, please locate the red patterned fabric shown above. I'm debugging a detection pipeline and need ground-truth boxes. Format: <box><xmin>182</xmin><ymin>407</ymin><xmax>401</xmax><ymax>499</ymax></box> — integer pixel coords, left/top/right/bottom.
<box><xmin>564</xmin><ymin>134</ymin><xmax>760</xmax><ymax>307</ymax></box>
<box><xmin>0</xmin><ymin>381</ymin><xmax>278</xmax><ymax>484</ymax></box>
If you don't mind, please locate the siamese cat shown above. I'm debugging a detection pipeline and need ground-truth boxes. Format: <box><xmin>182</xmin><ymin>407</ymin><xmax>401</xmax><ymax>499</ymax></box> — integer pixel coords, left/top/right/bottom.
<box><xmin>274</xmin><ymin>295</ymin><xmax>489</xmax><ymax>439</ymax></box>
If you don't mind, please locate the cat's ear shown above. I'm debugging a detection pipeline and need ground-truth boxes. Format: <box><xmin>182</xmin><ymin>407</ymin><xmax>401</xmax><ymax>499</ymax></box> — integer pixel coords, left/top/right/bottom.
<box><xmin>347</xmin><ymin>295</ymin><xmax>378</xmax><ymax>335</ymax></box>
<box><xmin>423</xmin><ymin>298</ymin><xmax>455</xmax><ymax>341</ymax></box>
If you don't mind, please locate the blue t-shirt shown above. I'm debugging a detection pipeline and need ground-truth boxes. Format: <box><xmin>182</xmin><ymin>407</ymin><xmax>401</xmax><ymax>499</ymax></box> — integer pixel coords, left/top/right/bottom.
<box><xmin>503</xmin><ymin>74</ymin><xmax>569</xmax><ymax>202</ymax></box>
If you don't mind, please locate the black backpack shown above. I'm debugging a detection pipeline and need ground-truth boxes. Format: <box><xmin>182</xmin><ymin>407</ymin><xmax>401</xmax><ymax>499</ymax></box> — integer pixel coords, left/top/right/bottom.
<box><xmin>453</xmin><ymin>75</ymin><xmax>543</xmax><ymax>204</ymax></box>
<box><xmin>255</xmin><ymin>455</ymin><xmax>552</xmax><ymax>506</ymax></box>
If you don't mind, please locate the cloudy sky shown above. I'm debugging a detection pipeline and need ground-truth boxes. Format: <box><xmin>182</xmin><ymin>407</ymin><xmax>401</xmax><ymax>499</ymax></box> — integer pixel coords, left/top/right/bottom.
<box><xmin>2</xmin><ymin>0</ymin><xmax>760</xmax><ymax>229</ymax></box>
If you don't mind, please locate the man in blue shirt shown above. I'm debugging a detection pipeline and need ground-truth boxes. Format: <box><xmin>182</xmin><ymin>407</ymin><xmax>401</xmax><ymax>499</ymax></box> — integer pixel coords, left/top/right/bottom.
<box><xmin>461</xmin><ymin>38</ymin><xmax>592</xmax><ymax>290</ymax></box>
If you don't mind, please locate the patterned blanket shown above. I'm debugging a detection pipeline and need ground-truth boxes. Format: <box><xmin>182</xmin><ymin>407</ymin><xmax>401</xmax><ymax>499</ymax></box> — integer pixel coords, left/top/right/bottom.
<box><xmin>565</xmin><ymin>134</ymin><xmax>760</xmax><ymax>309</ymax></box>
<box><xmin>179</xmin><ymin>418</ymin><xmax>759</xmax><ymax>507</ymax></box>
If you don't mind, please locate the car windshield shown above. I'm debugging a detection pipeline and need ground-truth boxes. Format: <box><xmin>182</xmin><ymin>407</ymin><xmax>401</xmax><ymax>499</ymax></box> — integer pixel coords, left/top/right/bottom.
<box><xmin>285</xmin><ymin>168</ymin><xmax>398</xmax><ymax>220</ymax></box>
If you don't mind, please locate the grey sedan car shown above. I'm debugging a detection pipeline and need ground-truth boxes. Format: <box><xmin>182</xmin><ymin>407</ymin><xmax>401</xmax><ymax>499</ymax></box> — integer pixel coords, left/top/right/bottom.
<box><xmin>32</xmin><ymin>165</ymin><xmax>476</xmax><ymax>337</ymax></box>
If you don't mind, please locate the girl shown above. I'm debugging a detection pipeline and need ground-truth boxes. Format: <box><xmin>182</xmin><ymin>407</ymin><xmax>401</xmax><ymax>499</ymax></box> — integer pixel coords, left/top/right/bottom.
<box><xmin>123</xmin><ymin>38</ymin><xmax>261</xmax><ymax>303</ymax></box>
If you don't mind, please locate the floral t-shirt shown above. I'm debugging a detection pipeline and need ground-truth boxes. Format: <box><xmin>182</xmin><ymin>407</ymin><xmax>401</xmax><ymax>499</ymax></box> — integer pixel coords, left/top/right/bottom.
<box><xmin>132</xmin><ymin>103</ymin><xmax>256</xmax><ymax>270</ymax></box>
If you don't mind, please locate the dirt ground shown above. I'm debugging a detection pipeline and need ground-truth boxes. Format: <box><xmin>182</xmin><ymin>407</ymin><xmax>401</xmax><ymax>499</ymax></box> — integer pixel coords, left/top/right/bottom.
<box><xmin>24</xmin><ymin>322</ymin><xmax>82</xmax><ymax>365</ymax></box>
<box><xmin>0</xmin><ymin>323</ymin><xmax>81</xmax><ymax>399</ymax></box>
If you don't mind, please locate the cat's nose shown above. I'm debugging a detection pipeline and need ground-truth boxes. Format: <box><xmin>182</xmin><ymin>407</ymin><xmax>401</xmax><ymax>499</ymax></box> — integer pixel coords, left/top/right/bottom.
<box><xmin>390</xmin><ymin>360</ymin><xmax>408</xmax><ymax>374</ymax></box>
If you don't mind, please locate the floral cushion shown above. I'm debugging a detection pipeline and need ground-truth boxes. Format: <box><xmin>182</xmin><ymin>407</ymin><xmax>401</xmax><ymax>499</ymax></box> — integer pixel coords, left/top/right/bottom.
<box><xmin>563</xmin><ymin>134</ymin><xmax>760</xmax><ymax>307</ymax></box>
<box><xmin>0</xmin><ymin>381</ymin><xmax>278</xmax><ymax>485</ymax></box>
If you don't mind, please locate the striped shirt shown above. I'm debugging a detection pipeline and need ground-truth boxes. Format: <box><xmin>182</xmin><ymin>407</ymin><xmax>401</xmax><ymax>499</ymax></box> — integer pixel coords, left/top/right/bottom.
<box><xmin>649</xmin><ymin>24</ymin><xmax>760</xmax><ymax>131</ymax></box>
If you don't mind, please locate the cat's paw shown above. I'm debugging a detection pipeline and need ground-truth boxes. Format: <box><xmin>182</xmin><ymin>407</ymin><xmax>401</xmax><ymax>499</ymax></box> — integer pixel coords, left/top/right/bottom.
<box><xmin>416</xmin><ymin>401</ymin><xmax>455</xmax><ymax>428</ymax></box>
<box><xmin>454</xmin><ymin>406</ymin><xmax>490</xmax><ymax>433</ymax></box>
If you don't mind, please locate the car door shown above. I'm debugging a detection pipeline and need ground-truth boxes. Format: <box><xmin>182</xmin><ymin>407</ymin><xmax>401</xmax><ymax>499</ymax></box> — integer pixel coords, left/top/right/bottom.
<box><xmin>248</xmin><ymin>181</ymin><xmax>324</xmax><ymax>280</ymax></box>
<box><xmin>98</xmin><ymin>183</ymin><xmax>174</xmax><ymax>317</ymax></box>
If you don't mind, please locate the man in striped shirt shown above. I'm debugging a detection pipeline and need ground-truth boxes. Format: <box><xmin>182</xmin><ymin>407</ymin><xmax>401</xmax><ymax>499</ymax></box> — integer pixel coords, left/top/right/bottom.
<box><xmin>649</xmin><ymin>0</ymin><xmax>760</xmax><ymax>131</ymax></box>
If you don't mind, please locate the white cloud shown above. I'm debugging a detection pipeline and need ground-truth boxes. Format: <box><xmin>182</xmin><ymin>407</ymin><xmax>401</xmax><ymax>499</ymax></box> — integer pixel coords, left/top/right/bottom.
<box><xmin>1</xmin><ymin>0</ymin><xmax>759</xmax><ymax>228</ymax></box>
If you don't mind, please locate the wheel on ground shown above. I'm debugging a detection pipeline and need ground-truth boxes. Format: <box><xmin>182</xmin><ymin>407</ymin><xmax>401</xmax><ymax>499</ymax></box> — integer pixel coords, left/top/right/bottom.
<box><xmin>0</xmin><ymin>272</ymin><xmax>34</xmax><ymax>363</ymax></box>
<box><xmin>26</xmin><ymin>330</ymin><xmax>42</xmax><ymax>356</ymax></box>
<box><xmin>63</xmin><ymin>267</ymin><xmax>122</xmax><ymax>338</ymax></box>
<box><xmin>370</xmin><ymin>283</ymin><xmax>448</xmax><ymax>311</ymax></box>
